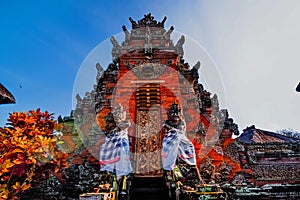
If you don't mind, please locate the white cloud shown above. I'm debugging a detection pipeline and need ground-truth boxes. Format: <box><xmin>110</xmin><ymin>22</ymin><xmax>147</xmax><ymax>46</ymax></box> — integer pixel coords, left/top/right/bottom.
<box><xmin>167</xmin><ymin>0</ymin><xmax>300</xmax><ymax>132</ymax></box>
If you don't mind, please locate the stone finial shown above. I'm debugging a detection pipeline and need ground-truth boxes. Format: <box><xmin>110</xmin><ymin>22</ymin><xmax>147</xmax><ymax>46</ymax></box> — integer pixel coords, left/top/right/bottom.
<box><xmin>110</xmin><ymin>36</ymin><xmax>120</xmax><ymax>47</ymax></box>
<box><xmin>76</xmin><ymin>93</ymin><xmax>82</xmax><ymax>102</ymax></box>
<box><xmin>160</xmin><ymin>16</ymin><xmax>167</xmax><ymax>26</ymax></box>
<box><xmin>193</xmin><ymin>61</ymin><xmax>201</xmax><ymax>70</ymax></box>
<box><xmin>122</xmin><ymin>25</ymin><xmax>130</xmax><ymax>39</ymax></box>
<box><xmin>175</xmin><ymin>35</ymin><xmax>185</xmax><ymax>48</ymax></box>
<box><xmin>129</xmin><ymin>13</ymin><xmax>167</xmax><ymax>29</ymax></box>
<box><xmin>164</xmin><ymin>26</ymin><xmax>174</xmax><ymax>39</ymax></box>
<box><xmin>129</xmin><ymin>17</ymin><xmax>137</xmax><ymax>29</ymax></box>
<box><xmin>96</xmin><ymin>63</ymin><xmax>103</xmax><ymax>82</ymax></box>
<box><xmin>175</xmin><ymin>35</ymin><xmax>185</xmax><ymax>56</ymax></box>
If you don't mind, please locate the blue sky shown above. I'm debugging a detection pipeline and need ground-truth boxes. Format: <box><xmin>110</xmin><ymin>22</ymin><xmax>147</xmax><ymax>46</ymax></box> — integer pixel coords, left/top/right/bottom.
<box><xmin>1</xmin><ymin>1</ymin><xmax>299</xmax><ymax>132</ymax></box>
<box><xmin>0</xmin><ymin>0</ymin><xmax>170</xmax><ymax>123</ymax></box>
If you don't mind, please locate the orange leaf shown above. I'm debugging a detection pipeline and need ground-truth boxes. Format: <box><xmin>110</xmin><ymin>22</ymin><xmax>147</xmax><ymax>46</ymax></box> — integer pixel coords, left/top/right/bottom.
<box><xmin>29</xmin><ymin>157</ymin><xmax>36</xmax><ymax>164</ymax></box>
<box><xmin>12</xmin><ymin>182</ymin><xmax>20</xmax><ymax>190</ymax></box>
<box><xmin>21</xmin><ymin>183</ymin><xmax>31</xmax><ymax>191</ymax></box>
<box><xmin>13</xmin><ymin>159</ymin><xmax>24</xmax><ymax>165</ymax></box>
<box><xmin>3</xmin><ymin>160</ymin><xmax>14</xmax><ymax>169</ymax></box>
<box><xmin>1</xmin><ymin>168</ymin><xmax>10</xmax><ymax>173</ymax></box>
<box><xmin>12</xmin><ymin>149</ymin><xmax>23</xmax><ymax>154</ymax></box>
<box><xmin>1</xmin><ymin>193</ymin><xmax>8</xmax><ymax>199</ymax></box>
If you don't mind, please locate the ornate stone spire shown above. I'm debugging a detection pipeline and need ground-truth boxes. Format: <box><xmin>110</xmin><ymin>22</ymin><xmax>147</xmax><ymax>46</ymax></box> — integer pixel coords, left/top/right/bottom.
<box><xmin>129</xmin><ymin>13</ymin><xmax>166</xmax><ymax>29</ymax></box>
<box><xmin>110</xmin><ymin>14</ymin><xmax>186</xmax><ymax>59</ymax></box>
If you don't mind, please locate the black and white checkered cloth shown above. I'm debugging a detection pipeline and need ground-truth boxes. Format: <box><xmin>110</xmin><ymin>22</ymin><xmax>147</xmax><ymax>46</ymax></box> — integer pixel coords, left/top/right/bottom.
<box><xmin>162</xmin><ymin>127</ymin><xmax>196</xmax><ymax>170</ymax></box>
<box><xmin>99</xmin><ymin>128</ymin><xmax>130</xmax><ymax>166</ymax></box>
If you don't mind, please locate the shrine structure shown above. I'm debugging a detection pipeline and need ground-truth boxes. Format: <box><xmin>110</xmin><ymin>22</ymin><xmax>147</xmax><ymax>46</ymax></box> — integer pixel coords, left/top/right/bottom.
<box><xmin>71</xmin><ymin>14</ymin><xmax>300</xmax><ymax>200</ymax></box>
<box><xmin>20</xmin><ymin>14</ymin><xmax>300</xmax><ymax>200</ymax></box>
<box><xmin>91</xmin><ymin>13</ymin><xmax>241</xmax><ymax>178</ymax></box>
<box><xmin>72</xmin><ymin>13</ymin><xmax>243</xmax><ymax>199</ymax></box>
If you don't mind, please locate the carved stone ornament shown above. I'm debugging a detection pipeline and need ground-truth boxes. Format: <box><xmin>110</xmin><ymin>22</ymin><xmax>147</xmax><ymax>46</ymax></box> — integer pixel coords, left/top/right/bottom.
<box><xmin>224</xmin><ymin>142</ymin><xmax>240</xmax><ymax>163</ymax></box>
<box><xmin>135</xmin><ymin>109</ymin><xmax>162</xmax><ymax>174</ymax></box>
<box><xmin>199</xmin><ymin>157</ymin><xmax>216</xmax><ymax>183</ymax></box>
<box><xmin>123</xmin><ymin>61</ymin><xmax>169</xmax><ymax>80</ymax></box>
<box><xmin>252</xmin><ymin>164</ymin><xmax>300</xmax><ymax>181</ymax></box>
<box><xmin>232</xmin><ymin>173</ymin><xmax>247</xmax><ymax>185</ymax></box>
<box><xmin>129</xmin><ymin>13</ymin><xmax>166</xmax><ymax>29</ymax></box>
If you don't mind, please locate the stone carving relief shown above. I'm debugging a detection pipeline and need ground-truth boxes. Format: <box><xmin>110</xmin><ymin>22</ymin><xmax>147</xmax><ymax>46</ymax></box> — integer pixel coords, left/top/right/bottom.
<box><xmin>123</xmin><ymin>61</ymin><xmax>169</xmax><ymax>80</ymax></box>
<box><xmin>199</xmin><ymin>157</ymin><xmax>215</xmax><ymax>183</ymax></box>
<box><xmin>232</xmin><ymin>173</ymin><xmax>247</xmax><ymax>186</ymax></box>
<box><xmin>214</xmin><ymin>162</ymin><xmax>232</xmax><ymax>183</ymax></box>
<box><xmin>224</xmin><ymin>142</ymin><xmax>240</xmax><ymax>163</ymax></box>
<box><xmin>246</xmin><ymin>150</ymin><xmax>257</xmax><ymax>164</ymax></box>
<box><xmin>135</xmin><ymin>109</ymin><xmax>162</xmax><ymax>174</ymax></box>
<box><xmin>252</xmin><ymin>164</ymin><xmax>300</xmax><ymax>181</ymax></box>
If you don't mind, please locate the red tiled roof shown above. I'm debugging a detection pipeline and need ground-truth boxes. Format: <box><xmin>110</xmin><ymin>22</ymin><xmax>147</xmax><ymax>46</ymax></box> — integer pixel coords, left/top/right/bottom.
<box><xmin>238</xmin><ymin>125</ymin><xmax>300</xmax><ymax>143</ymax></box>
<box><xmin>252</xmin><ymin>129</ymin><xmax>285</xmax><ymax>143</ymax></box>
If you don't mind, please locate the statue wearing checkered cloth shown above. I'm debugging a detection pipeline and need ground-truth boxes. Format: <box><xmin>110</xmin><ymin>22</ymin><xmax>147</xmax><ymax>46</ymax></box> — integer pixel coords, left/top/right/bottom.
<box><xmin>162</xmin><ymin>101</ymin><xmax>196</xmax><ymax>170</ymax></box>
<box><xmin>99</xmin><ymin>104</ymin><xmax>133</xmax><ymax>179</ymax></box>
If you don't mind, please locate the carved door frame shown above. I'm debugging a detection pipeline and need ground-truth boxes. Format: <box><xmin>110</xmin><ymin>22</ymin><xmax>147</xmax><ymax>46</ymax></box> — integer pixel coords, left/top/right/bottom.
<box><xmin>134</xmin><ymin>83</ymin><xmax>163</xmax><ymax>176</ymax></box>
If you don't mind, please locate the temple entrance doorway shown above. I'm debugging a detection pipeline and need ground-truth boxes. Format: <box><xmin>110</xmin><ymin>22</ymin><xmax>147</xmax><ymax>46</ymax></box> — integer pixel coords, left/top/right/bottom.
<box><xmin>134</xmin><ymin>83</ymin><xmax>163</xmax><ymax>177</ymax></box>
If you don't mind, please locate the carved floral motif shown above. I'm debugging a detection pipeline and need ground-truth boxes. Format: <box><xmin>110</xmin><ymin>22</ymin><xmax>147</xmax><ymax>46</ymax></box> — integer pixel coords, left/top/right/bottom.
<box><xmin>224</xmin><ymin>142</ymin><xmax>240</xmax><ymax>163</ymax></box>
<box><xmin>135</xmin><ymin>109</ymin><xmax>161</xmax><ymax>174</ymax></box>
<box><xmin>199</xmin><ymin>157</ymin><xmax>215</xmax><ymax>183</ymax></box>
<box><xmin>252</xmin><ymin>164</ymin><xmax>300</xmax><ymax>181</ymax></box>
<box><xmin>214</xmin><ymin>162</ymin><xmax>232</xmax><ymax>183</ymax></box>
